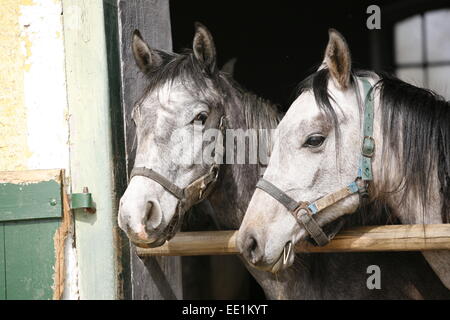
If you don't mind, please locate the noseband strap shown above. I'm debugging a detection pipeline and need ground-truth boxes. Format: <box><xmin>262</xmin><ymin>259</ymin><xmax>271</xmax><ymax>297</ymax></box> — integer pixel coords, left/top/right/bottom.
<box><xmin>130</xmin><ymin>167</ymin><xmax>184</xmax><ymax>200</ymax></box>
<box><xmin>256</xmin><ymin>179</ymin><xmax>330</xmax><ymax>246</ymax></box>
<box><xmin>256</xmin><ymin>78</ymin><xmax>375</xmax><ymax>246</ymax></box>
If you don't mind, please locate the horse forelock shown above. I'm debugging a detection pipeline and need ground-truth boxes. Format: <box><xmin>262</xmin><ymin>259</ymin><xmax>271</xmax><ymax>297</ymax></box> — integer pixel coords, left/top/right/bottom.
<box><xmin>135</xmin><ymin>49</ymin><xmax>225</xmax><ymax>114</ymax></box>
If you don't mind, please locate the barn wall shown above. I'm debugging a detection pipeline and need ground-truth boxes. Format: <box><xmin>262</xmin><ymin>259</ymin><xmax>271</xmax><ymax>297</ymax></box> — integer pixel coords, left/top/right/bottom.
<box><xmin>0</xmin><ymin>0</ymin><xmax>69</xmax><ymax>170</ymax></box>
<box><xmin>0</xmin><ymin>0</ymin><xmax>78</xmax><ymax>299</ymax></box>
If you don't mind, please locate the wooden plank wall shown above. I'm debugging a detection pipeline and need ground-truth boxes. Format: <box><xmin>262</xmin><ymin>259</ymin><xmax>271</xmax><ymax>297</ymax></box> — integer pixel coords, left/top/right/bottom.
<box><xmin>117</xmin><ymin>0</ymin><xmax>182</xmax><ymax>300</ymax></box>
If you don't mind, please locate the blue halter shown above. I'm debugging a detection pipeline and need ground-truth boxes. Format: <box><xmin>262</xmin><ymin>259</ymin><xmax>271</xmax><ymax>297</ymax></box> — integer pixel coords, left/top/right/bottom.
<box><xmin>256</xmin><ymin>77</ymin><xmax>375</xmax><ymax>246</ymax></box>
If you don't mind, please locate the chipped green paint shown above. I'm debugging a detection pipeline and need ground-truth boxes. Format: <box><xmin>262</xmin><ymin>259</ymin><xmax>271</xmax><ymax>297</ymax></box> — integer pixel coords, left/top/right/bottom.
<box><xmin>0</xmin><ymin>174</ymin><xmax>62</xmax><ymax>300</ymax></box>
<box><xmin>3</xmin><ymin>219</ymin><xmax>59</xmax><ymax>300</ymax></box>
<box><xmin>0</xmin><ymin>180</ymin><xmax>62</xmax><ymax>222</ymax></box>
<box><xmin>0</xmin><ymin>224</ymin><xmax>5</xmax><ymax>300</ymax></box>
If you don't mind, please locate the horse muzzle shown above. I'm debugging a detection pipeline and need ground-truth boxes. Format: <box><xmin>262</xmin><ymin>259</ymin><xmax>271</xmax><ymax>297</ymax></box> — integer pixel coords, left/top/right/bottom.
<box><xmin>118</xmin><ymin>191</ymin><xmax>174</xmax><ymax>247</ymax></box>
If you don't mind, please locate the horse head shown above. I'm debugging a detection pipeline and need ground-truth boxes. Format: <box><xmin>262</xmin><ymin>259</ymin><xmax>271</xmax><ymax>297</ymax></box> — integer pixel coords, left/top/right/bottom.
<box><xmin>118</xmin><ymin>23</ymin><xmax>227</xmax><ymax>247</ymax></box>
<box><xmin>238</xmin><ymin>30</ymin><xmax>377</xmax><ymax>272</ymax></box>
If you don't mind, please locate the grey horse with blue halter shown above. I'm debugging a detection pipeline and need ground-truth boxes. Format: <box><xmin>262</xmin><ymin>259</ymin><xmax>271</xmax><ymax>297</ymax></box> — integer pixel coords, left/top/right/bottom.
<box><xmin>256</xmin><ymin>78</ymin><xmax>375</xmax><ymax>246</ymax></box>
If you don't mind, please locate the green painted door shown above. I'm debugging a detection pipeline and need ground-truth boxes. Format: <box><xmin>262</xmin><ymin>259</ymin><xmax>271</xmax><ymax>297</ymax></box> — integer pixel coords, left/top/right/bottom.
<box><xmin>0</xmin><ymin>170</ymin><xmax>63</xmax><ymax>300</ymax></box>
<box><xmin>0</xmin><ymin>224</ymin><xmax>5</xmax><ymax>300</ymax></box>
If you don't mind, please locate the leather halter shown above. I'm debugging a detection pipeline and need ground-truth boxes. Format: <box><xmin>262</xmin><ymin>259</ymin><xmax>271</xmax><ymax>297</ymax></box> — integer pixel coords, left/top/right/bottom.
<box><xmin>256</xmin><ymin>78</ymin><xmax>375</xmax><ymax>246</ymax></box>
<box><xmin>130</xmin><ymin>116</ymin><xmax>226</xmax><ymax>239</ymax></box>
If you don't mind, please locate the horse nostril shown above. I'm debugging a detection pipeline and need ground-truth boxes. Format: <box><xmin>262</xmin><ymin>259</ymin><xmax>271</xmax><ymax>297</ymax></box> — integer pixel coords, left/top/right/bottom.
<box><xmin>144</xmin><ymin>201</ymin><xmax>162</xmax><ymax>230</ymax></box>
<box><xmin>249</xmin><ymin>236</ymin><xmax>257</xmax><ymax>252</ymax></box>
<box><xmin>244</xmin><ymin>234</ymin><xmax>262</xmax><ymax>265</ymax></box>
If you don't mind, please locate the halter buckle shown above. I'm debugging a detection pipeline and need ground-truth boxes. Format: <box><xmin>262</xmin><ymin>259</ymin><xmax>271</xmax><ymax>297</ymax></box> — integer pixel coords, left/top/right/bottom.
<box><xmin>361</xmin><ymin>136</ymin><xmax>375</xmax><ymax>158</ymax></box>
<box><xmin>354</xmin><ymin>177</ymin><xmax>369</xmax><ymax>199</ymax></box>
<box><xmin>293</xmin><ymin>201</ymin><xmax>311</xmax><ymax>219</ymax></box>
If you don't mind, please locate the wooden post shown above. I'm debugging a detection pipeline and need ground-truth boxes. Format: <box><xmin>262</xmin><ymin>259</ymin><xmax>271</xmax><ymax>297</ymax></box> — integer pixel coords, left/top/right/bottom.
<box><xmin>136</xmin><ymin>224</ymin><xmax>450</xmax><ymax>257</ymax></box>
<box><xmin>63</xmin><ymin>0</ymin><xmax>121</xmax><ymax>299</ymax></box>
<box><xmin>117</xmin><ymin>0</ymin><xmax>183</xmax><ymax>300</ymax></box>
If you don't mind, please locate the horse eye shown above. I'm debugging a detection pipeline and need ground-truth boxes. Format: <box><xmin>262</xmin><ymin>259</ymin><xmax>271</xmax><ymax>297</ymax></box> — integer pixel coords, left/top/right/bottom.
<box><xmin>304</xmin><ymin>135</ymin><xmax>326</xmax><ymax>148</ymax></box>
<box><xmin>193</xmin><ymin>112</ymin><xmax>208</xmax><ymax>125</ymax></box>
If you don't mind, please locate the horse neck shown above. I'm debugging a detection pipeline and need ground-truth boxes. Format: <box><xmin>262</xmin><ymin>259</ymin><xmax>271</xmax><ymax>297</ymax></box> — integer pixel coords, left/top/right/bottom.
<box><xmin>209</xmin><ymin>80</ymin><xmax>281</xmax><ymax>229</ymax></box>
<box><xmin>370</xmin><ymin>86</ymin><xmax>447</xmax><ymax>225</ymax></box>
<box><xmin>377</xmin><ymin>153</ymin><xmax>443</xmax><ymax>225</ymax></box>
<box><xmin>221</xmin><ymin>75</ymin><xmax>281</xmax><ymax>132</ymax></box>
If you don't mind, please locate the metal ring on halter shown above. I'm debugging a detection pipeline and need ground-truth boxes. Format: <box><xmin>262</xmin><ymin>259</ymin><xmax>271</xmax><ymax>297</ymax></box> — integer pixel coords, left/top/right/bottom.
<box><xmin>283</xmin><ymin>242</ymin><xmax>292</xmax><ymax>265</ymax></box>
<box><xmin>355</xmin><ymin>177</ymin><xmax>369</xmax><ymax>199</ymax></box>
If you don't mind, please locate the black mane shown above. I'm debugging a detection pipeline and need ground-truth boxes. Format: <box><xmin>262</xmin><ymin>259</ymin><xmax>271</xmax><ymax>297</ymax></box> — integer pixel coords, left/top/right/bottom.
<box><xmin>378</xmin><ymin>73</ymin><xmax>450</xmax><ymax>223</ymax></box>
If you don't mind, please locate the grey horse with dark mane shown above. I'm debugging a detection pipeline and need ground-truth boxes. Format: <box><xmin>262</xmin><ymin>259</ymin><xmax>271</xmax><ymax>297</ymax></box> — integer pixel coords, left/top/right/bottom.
<box><xmin>119</xmin><ymin>24</ymin><xmax>450</xmax><ymax>299</ymax></box>
<box><xmin>238</xmin><ymin>29</ymin><xmax>450</xmax><ymax>299</ymax></box>
<box><xmin>118</xmin><ymin>23</ymin><xmax>289</xmax><ymax>298</ymax></box>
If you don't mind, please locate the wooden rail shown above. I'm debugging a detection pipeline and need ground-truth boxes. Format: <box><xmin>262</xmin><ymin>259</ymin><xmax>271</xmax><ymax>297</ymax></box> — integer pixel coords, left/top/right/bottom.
<box><xmin>136</xmin><ymin>224</ymin><xmax>450</xmax><ymax>257</ymax></box>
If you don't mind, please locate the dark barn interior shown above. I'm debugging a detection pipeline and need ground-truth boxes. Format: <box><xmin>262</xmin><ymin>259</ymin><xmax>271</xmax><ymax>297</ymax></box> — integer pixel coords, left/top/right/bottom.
<box><xmin>172</xmin><ymin>1</ymin><xmax>384</xmax><ymax>111</ymax></box>
<box><xmin>168</xmin><ymin>0</ymin><xmax>450</xmax><ymax>299</ymax></box>
<box><xmin>171</xmin><ymin>0</ymin><xmax>449</xmax><ymax>110</ymax></box>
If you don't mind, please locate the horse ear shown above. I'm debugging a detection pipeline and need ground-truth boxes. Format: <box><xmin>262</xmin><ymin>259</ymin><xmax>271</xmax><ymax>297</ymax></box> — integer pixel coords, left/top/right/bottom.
<box><xmin>221</xmin><ymin>57</ymin><xmax>237</xmax><ymax>76</ymax></box>
<box><xmin>193</xmin><ymin>22</ymin><xmax>217</xmax><ymax>73</ymax></box>
<box><xmin>132</xmin><ymin>30</ymin><xmax>162</xmax><ymax>73</ymax></box>
<box><xmin>322</xmin><ymin>29</ymin><xmax>352</xmax><ymax>89</ymax></box>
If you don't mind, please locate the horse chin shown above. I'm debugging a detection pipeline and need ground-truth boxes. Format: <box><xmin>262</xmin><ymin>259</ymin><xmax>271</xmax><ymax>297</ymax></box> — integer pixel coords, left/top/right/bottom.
<box><xmin>133</xmin><ymin>237</ymin><xmax>167</xmax><ymax>248</ymax></box>
<box><xmin>132</xmin><ymin>210</ymin><xmax>182</xmax><ymax>248</ymax></box>
<box><xmin>269</xmin><ymin>255</ymin><xmax>286</xmax><ymax>273</ymax></box>
<box><xmin>270</xmin><ymin>246</ymin><xmax>295</xmax><ymax>273</ymax></box>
